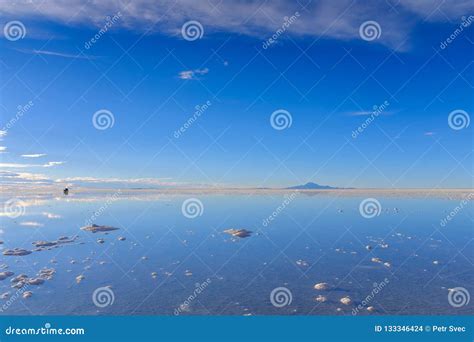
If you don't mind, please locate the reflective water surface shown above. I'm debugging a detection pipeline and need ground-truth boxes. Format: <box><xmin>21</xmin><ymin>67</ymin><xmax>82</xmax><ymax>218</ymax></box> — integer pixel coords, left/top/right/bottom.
<box><xmin>0</xmin><ymin>192</ymin><xmax>472</xmax><ymax>315</ymax></box>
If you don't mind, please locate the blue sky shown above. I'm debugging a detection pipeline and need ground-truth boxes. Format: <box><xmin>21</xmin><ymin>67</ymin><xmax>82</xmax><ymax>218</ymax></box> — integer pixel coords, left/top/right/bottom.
<box><xmin>0</xmin><ymin>0</ymin><xmax>473</xmax><ymax>189</ymax></box>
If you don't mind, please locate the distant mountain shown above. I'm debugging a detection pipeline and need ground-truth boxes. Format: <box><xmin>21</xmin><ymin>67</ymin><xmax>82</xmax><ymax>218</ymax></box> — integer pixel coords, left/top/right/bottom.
<box><xmin>285</xmin><ymin>182</ymin><xmax>338</xmax><ymax>190</ymax></box>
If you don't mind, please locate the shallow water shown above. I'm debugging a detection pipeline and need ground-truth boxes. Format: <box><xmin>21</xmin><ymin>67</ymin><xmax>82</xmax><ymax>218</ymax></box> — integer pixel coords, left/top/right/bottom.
<box><xmin>0</xmin><ymin>193</ymin><xmax>472</xmax><ymax>315</ymax></box>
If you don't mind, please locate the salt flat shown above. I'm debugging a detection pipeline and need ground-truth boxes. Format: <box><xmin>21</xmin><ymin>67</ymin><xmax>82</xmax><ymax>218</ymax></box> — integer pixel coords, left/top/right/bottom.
<box><xmin>2</xmin><ymin>185</ymin><xmax>472</xmax><ymax>200</ymax></box>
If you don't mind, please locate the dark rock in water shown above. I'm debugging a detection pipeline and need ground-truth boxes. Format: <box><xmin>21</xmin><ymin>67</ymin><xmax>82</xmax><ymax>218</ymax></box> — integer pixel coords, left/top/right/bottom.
<box><xmin>11</xmin><ymin>282</ymin><xmax>25</xmax><ymax>289</ymax></box>
<box><xmin>11</xmin><ymin>274</ymin><xmax>28</xmax><ymax>283</ymax></box>
<box><xmin>340</xmin><ymin>296</ymin><xmax>352</xmax><ymax>305</ymax></box>
<box><xmin>10</xmin><ymin>274</ymin><xmax>29</xmax><ymax>289</ymax></box>
<box><xmin>3</xmin><ymin>248</ymin><xmax>32</xmax><ymax>256</ymax></box>
<box><xmin>0</xmin><ymin>271</ymin><xmax>14</xmax><ymax>280</ymax></box>
<box><xmin>63</xmin><ymin>188</ymin><xmax>69</xmax><ymax>195</ymax></box>
<box><xmin>223</xmin><ymin>229</ymin><xmax>252</xmax><ymax>238</ymax></box>
<box><xmin>81</xmin><ymin>224</ymin><xmax>119</xmax><ymax>233</ymax></box>
<box><xmin>313</xmin><ymin>282</ymin><xmax>330</xmax><ymax>290</ymax></box>
<box><xmin>32</xmin><ymin>236</ymin><xmax>78</xmax><ymax>249</ymax></box>
<box><xmin>32</xmin><ymin>241</ymin><xmax>56</xmax><ymax>247</ymax></box>
<box><xmin>315</xmin><ymin>295</ymin><xmax>327</xmax><ymax>302</ymax></box>
<box><xmin>28</xmin><ymin>278</ymin><xmax>45</xmax><ymax>285</ymax></box>
<box><xmin>38</xmin><ymin>268</ymin><xmax>55</xmax><ymax>280</ymax></box>
<box><xmin>10</xmin><ymin>268</ymin><xmax>56</xmax><ymax>289</ymax></box>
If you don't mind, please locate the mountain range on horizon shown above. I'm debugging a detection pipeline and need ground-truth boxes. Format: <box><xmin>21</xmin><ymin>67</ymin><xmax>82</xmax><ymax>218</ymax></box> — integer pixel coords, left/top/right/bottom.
<box><xmin>285</xmin><ymin>182</ymin><xmax>339</xmax><ymax>190</ymax></box>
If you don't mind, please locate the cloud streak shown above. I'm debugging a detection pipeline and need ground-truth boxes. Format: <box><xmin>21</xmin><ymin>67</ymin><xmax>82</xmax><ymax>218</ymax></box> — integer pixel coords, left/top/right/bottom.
<box><xmin>43</xmin><ymin>161</ymin><xmax>65</xmax><ymax>167</ymax></box>
<box><xmin>19</xmin><ymin>221</ymin><xmax>44</xmax><ymax>227</ymax></box>
<box><xmin>178</xmin><ymin>68</ymin><xmax>209</xmax><ymax>80</ymax></box>
<box><xmin>21</xmin><ymin>153</ymin><xmax>47</xmax><ymax>158</ymax></box>
<box><xmin>0</xmin><ymin>171</ymin><xmax>205</xmax><ymax>189</ymax></box>
<box><xmin>55</xmin><ymin>176</ymin><xmax>183</xmax><ymax>187</ymax></box>
<box><xmin>347</xmin><ymin>110</ymin><xmax>393</xmax><ymax>116</ymax></box>
<box><xmin>0</xmin><ymin>170</ymin><xmax>51</xmax><ymax>182</ymax></box>
<box><xmin>23</xmin><ymin>49</ymin><xmax>97</xmax><ymax>59</ymax></box>
<box><xmin>0</xmin><ymin>161</ymin><xmax>65</xmax><ymax>168</ymax></box>
<box><xmin>1</xmin><ymin>0</ymin><xmax>472</xmax><ymax>50</ymax></box>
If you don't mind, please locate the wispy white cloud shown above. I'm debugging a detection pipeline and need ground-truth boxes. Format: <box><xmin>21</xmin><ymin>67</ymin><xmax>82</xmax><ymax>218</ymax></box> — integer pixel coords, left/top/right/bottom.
<box><xmin>15</xmin><ymin>48</ymin><xmax>97</xmax><ymax>59</ymax></box>
<box><xmin>43</xmin><ymin>161</ymin><xmax>65</xmax><ymax>167</ymax></box>
<box><xmin>0</xmin><ymin>170</ymin><xmax>51</xmax><ymax>181</ymax></box>
<box><xmin>0</xmin><ymin>171</ymin><xmax>202</xmax><ymax>189</ymax></box>
<box><xmin>42</xmin><ymin>212</ymin><xmax>61</xmax><ymax>219</ymax></box>
<box><xmin>55</xmin><ymin>176</ymin><xmax>181</xmax><ymax>187</ymax></box>
<box><xmin>398</xmin><ymin>0</ymin><xmax>474</xmax><ymax>21</ymax></box>
<box><xmin>0</xmin><ymin>161</ymin><xmax>64</xmax><ymax>168</ymax></box>
<box><xmin>348</xmin><ymin>111</ymin><xmax>375</xmax><ymax>116</ymax></box>
<box><xmin>19</xmin><ymin>221</ymin><xmax>44</xmax><ymax>227</ymax></box>
<box><xmin>347</xmin><ymin>110</ymin><xmax>392</xmax><ymax>116</ymax></box>
<box><xmin>21</xmin><ymin>153</ymin><xmax>47</xmax><ymax>158</ymax></box>
<box><xmin>0</xmin><ymin>163</ymin><xmax>33</xmax><ymax>168</ymax></box>
<box><xmin>178</xmin><ymin>68</ymin><xmax>209</xmax><ymax>80</ymax></box>
<box><xmin>0</xmin><ymin>146</ymin><xmax>7</xmax><ymax>152</ymax></box>
<box><xmin>2</xmin><ymin>0</ymin><xmax>471</xmax><ymax>50</ymax></box>
<box><xmin>178</xmin><ymin>70</ymin><xmax>194</xmax><ymax>80</ymax></box>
